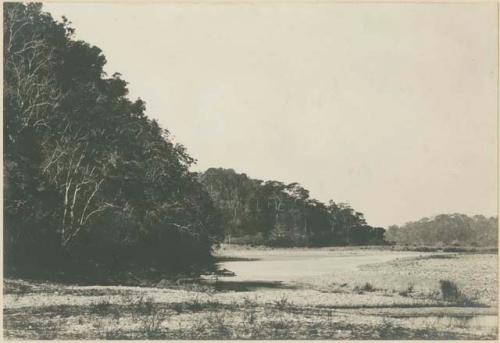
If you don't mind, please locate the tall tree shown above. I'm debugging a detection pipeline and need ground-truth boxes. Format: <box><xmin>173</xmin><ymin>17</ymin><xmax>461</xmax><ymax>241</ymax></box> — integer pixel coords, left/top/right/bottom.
<box><xmin>200</xmin><ymin>168</ymin><xmax>386</xmax><ymax>247</ymax></box>
<box><xmin>4</xmin><ymin>3</ymin><xmax>222</xmax><ymax>277</ymax></box>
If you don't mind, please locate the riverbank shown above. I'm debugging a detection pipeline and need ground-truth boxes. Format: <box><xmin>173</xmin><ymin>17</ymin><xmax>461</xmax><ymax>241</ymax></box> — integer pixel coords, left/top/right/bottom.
<box><xmin>3</xmin><ymin>246</ymin><xmax>497</xmax><ymax>339</ymax></box>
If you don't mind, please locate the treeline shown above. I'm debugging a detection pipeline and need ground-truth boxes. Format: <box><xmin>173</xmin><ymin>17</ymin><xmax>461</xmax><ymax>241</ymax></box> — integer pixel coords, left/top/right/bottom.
<box><xmin>4</xmin><ymin>3</ymin><xmax>222</xmax><ymax>278</ymax></box>
<box><xmin>385</xmin><ymin>214</ymin><xmax>498</xmax><ymax>247</ymax></box>
<box><xmin>199</xmin><ymin>168</ymin><xmax>386</xmax><ymax>246</ymax></box>
<box><xmin>3</xmin><ymin>4</ymin><xmax>385</xmax><ymax>280</ymax></box>
<box><xmin>14</xmin><ymin>4</ymin><xmax>496</xmax><ymax>281</ymax></box>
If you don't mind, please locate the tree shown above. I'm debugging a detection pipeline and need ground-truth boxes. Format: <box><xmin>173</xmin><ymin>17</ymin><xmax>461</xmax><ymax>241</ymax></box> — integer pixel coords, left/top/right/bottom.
<box><xmin>384</xmin><ymin>214</ymin><xmax>498</xmax><ymax>247</ymax></box>
<box><xmin>200</xmin><ymin>168</ymin><xmax>385</xmax><ymax>247</ymax></box>
<box><xmin>4</xmin><ymin>3</ymin><xmax>222</xmax><ymax>277</ymax></box>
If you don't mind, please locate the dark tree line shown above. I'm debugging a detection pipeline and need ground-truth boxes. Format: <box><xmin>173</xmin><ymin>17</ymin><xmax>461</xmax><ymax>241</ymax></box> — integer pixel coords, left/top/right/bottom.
<box><xmin>385</xmin><ymin>214</ymin><xmax>498</xmax><ymax>247</ymax></box>
<box><xmin>6</xmin><ymin>4</ymin><xmax>495</xmax><ymax>282</ymax></box>
<box><xmin>199</xmin><ymin>168</ymin><xmax>386</xmax><ymax>246</ymax></box>
<box><xmin>3</xmin><ymin>4</ymin><xmax>384</xmax><ymax>280</ymax></box>
<box><xmin>4</xmin><ymin>3</ymin><xmax>222</xmax><ymax>278</ymax></box>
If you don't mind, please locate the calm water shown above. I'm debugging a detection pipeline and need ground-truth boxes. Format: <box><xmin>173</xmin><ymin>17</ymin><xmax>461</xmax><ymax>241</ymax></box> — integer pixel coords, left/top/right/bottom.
<box><xmin>217</xmin><ymin>249</ymin><xmax>425</xmax><ymax>283</ymax></box>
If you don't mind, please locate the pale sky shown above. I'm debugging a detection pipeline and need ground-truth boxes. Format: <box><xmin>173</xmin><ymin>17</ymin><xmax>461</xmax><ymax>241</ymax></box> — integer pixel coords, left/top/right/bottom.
<box><xmin>44</xmin><ymin>2</ymin><xmax>498</xmax><ymax>227</ymax></box>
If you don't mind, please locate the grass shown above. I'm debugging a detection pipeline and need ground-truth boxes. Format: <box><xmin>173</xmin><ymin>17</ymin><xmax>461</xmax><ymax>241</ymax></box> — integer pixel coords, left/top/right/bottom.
<box><xmin>393</xmin><ymin>245</ymin><xmax>498</xmax><ymax>254</ymax></box>
<box><xmin>378</xmin><ymin>318</ymin><xmax>397</xmax><ymax>339</ymax></box>
<box><xmin>168</xmin><ymin>305</ymin><xmax>481</xmax><ymax>340</ymax></box>
<box><xmin>273</xmin><ymin>295</ymin><xmax>291</xmax><ymax>310</ymax></box>
<box><xmin>417</xmin><ymin>254</ymin><xmax>457</xmax><ymax>260</ymax></box>
<box><xmin>352</xmin><ymin>282</ymin><xmax>378</xmax><ymax>294</ymax></box>
<box><xmin>3</xmin><ymin>247</ymin><xmax>497</xmax><ymax>340</ymax></box>
<box><xmin>91</xmin><ymin>299</ymin><xmax>113</xmax><ymax>315</ymax></box>
<box><xmin>3</xmin><ymin>288</ymin><xmax>494</xmax><ymax>340</ymax></box>
<box><xmin>140</xmin><ymin>310</ymin><xmax>164</xmax><ymax>339</ymax></box>
<box><xmin>398</xmin><ymin>283</ymin><xmax>415</xmax><ymax>297</ymax></box>
<box><xmin>170</xmin><ymin>297</ymin><xmax>223</xmax><ymax>313</ymax></box>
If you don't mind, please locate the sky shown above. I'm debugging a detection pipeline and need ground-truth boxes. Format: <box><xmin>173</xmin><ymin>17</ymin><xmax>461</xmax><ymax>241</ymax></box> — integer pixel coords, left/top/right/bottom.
<box><xmin>44</xmin><ymin>2</ymin><xmax>498</xmax><ymax>227</ymax></box>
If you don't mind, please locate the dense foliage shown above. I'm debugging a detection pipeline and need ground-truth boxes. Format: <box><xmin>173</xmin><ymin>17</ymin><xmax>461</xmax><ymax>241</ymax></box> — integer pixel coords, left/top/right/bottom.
<box><xmin>385</xmin><ymin>214</ymin><xmax>498</xmax><ymax>247</ymax></box>
<box><xmin>199</xmin><ymin>168</ymin><xmax>386</xmax><ymax>246</ymax></box>
<box><xmin>3</xmin><ymin>4</ymin><xmax>384</xmax><ymax>280</ymax></box>
<box><xmin>4</xmin><ymin>3</ymin><xmax>222</xmax><ymax>278</ymax></box>
<box><xmin>5</xmin><ymin>4</ymin><xmax>495</xmax><ymax>281</ymax></box>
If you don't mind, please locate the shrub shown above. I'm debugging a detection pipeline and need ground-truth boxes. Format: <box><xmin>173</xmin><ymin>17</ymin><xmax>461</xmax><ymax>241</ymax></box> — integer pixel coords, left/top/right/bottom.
<box><xmin>439</xmin><ymin>280</ymin><xmax>460</xmax><ymax>302</ymax></box>
<box><xmin>399</xmin><ymin>283</ymin><xmax>414</xmax><ymax>297</ymax></box>
<box><xmin>355</xmin><ymin>282</ymin><xmax>375</xmax><ymax>293</ymax></box>
<box><xmin>361</xmin><ymin>282</ymin><xmax>375</xmax><ymax>292</ymax></box>
<box><xmin>438</xmin><ymin>279</ymin><xmax>480</xmax><ymax>306</ymax></box>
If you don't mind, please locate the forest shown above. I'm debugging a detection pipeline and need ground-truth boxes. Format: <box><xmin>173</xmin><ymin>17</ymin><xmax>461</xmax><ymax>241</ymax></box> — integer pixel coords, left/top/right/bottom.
<box><xmin>4</xmin><ymin>3</ymin><xmax>223</xmax><ymax>278</ymax></box>
<box><xmin>385</xmin><ymin>214</ymin><xmax>498</xmax><ymax>247</ymax></box>
<box><xmin>4</xmin><ymin>4</ymin><xmax>495</xmax><ymax>281</ymax></box>
<box><xmin>3</xmin><ymin>3</ymin><xmax>384</xmax><ymax>278</ymax></box>
<box><xmin>199</xmin><ymin>168</ymin><xmax>385</xmax><ymax>246</ymax></box>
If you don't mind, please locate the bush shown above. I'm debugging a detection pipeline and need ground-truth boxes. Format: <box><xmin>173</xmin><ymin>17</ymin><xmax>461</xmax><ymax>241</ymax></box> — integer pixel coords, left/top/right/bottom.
<box><xmin>439</xmin><ymin>280</ymin><xmax>460</xmax><ymax>301</ymax></box>
<box><xmin>438</xmin><ymin>280</ymin><xmax>479</xmax><ymax>306</ymax></box>
<box><xmin>398</xmin><ymin>283</ymin><xmax>414</xmax><ymax>297</ymax></box>
<box><xmin>355</xmin><ymin>282</ymin><xmax>375</xmax><ymax>293</ymax></box>
<box><xmin>361</xmin><ymin>282</ymin><xmax>375</xmax><ymax>292</ymax></box>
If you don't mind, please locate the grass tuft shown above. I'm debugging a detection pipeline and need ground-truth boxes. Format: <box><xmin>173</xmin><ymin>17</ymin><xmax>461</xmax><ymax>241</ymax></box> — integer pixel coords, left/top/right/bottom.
<box><xmin>273</xmin><ymin>295</ymin><xmax>291</xmax><ymax>310</ymax></box>
<box><xmin>439</xmin><ymin>279</ymin><xmax>480</xmax><ymax>306</ymax></box>
<box><xmin>354</xmin><ymin>282</ymin><xmax>376</xmax><ymax>293</ymax></box>
<box><xmin>398</xmin><ymin>283</ymin><xmax>414</xmax><ymax>297</ymax></box>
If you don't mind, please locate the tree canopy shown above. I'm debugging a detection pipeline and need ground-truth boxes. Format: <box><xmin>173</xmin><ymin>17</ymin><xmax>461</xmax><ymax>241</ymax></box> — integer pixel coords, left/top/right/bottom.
<box><xmin>385</xmin><ymin>214</ymin><xmax>498</xmax><ymax>247</ymax></box>
<box><xmin>5</xmin><ymin>4</ymin><xmax>496</xmax><ymax>280</ymax></box>
<box><xmin>199</xmin><ymin>168</ymin><xmax>386</xmax><ymax>246</ymax></box>
<box><xmin>4</xmin><ymin>3</ymin><xmax>222</xmax><ymax>278</ymax></box>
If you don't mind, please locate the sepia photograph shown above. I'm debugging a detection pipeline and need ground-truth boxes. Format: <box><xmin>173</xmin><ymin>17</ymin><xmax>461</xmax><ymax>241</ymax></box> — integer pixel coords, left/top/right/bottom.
<box><xmin>2</xmin><ymin>1</ymin><xmax>499</xmax><ymax>340</ymax></box>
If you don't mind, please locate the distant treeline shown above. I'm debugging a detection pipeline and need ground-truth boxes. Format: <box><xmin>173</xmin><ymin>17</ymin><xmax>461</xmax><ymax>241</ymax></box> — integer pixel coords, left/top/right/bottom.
<box><xmin>4</xmin><ymin>3</ymin><xmax>223</xmax><ymax>278</ymax></box>
<box><xmin>385</xmin><ymin>214</ymin><xmax>498</xmax><ymax>247</ymax></box>
<box><xmin>199</xmin><ymin>168</ymin><xmax>386</xmax><ymax>246</ymax></box>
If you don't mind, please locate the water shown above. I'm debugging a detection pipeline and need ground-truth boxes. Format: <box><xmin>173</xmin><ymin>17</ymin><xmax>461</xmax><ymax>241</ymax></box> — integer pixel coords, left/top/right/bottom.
<box><xmin>214</xmin><ymin>247</ymin><xmax>497</xmax><ymax>337</ymax></box>
<box><xmin>217</xmin><ymin>249</ymin><xmax>424</xmax><ymax>283</ymax></box>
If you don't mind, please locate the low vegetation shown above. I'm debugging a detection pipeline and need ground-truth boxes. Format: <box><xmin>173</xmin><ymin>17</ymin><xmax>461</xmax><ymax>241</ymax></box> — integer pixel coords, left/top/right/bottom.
<box><xmin>4</xmin><ymin>285</ymin><xmax>495</xmax><ymax>340</ymax></box>
<box><xmin>439</xmin><ymin>280</ymin><xmax>479</xmax><ymax>306</ymax></box>
<box><xmin>4</xmin><ymin>249</ymin><xmax>497</xmax><ymax>340</ymax></box>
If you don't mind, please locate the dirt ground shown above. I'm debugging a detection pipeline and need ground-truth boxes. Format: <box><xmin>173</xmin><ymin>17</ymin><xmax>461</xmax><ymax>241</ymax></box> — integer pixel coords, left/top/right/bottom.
<box><xmin>3</xmin><ymin>246</ymin><xmax>498</xmax><ymax>339</ymax></box>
